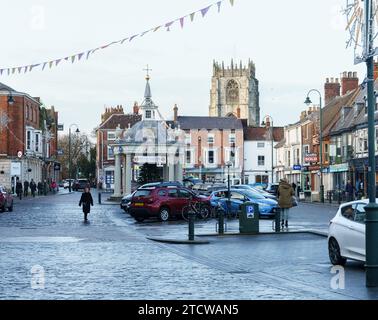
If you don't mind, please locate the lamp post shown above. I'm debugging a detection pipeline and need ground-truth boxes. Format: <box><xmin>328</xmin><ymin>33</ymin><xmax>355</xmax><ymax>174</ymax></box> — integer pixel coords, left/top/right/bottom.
<box><xmin>261</xmin><ymin>115</ymin><xmax>274</xmax><ymax>184</ymax></box>
<box><xmin>304</xmin><ymin>90</ymin><xmax>324</xmax><ymax>203</ymax></box>
<box><xmin>226</xmin><ymin>161</ymin><xmax>232</xmax><ymax>216</ymax></box>
<box><xmin>68</xmin><ymin>124</ymin><xmax>80</xmax><ymax>192</ymax></box>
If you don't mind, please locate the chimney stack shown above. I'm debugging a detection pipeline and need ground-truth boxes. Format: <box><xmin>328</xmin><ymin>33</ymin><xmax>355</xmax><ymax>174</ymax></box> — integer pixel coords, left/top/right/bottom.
<box><xmin>133</xmin><ymin>102</ymin><xmax>139</xmax><ymax>115</ymax></box>
<box><xmin>341</xmin><ymin>71</ymin><xmax>359</xmax><ymax>95</ymax></box>
<box><xmin>173</xmin><ymin>104</ymin><xmax>178</xmax><ymax>122</ymax></box>
<box><xmin>237</xmin><ymin>106</ymin><xmax>241</xmax><ymax>119</ymax></box>
<box><xmin>324</xmin><ymin>77</ymin><xmax>341</xmax><ymax>105</ymax></box>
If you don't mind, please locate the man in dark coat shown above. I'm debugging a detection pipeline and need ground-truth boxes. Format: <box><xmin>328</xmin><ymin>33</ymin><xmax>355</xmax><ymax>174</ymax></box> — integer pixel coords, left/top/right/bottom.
<box><xmin>23</xmin><ymin>180</ymin><xmax>29</xmax><ymax>197</ymax></box>
<box><xmin>277</xmin><ymin>178</ymin><xmax>295</xmax><ymax>229</ymax></box>
<box><xmin>30</xmin><ymin>179</ymin><xmax>37</xmax><ymax>197</ymax></box>
<box><xmin>16</xmin><ymin>179</ymin><xmax>23</xmax><ymax>200</ymax></box>
<box><xmin>37</xmin><ymin>182</ymin><xmax>43</xmax><ymax>195</ymax></box>
<box><xmin>79</xmin><ymin>187</ymin><xmax>93</xmax><ymax>222</ymax></box>
<box><xmin>345</xmin><ymin>180</ymin><xmax>355</xmax><ymax>202</ymax></box>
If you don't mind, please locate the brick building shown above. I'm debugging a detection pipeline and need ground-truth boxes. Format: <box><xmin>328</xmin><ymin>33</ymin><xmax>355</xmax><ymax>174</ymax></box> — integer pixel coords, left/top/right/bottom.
<box><xmin>0</xmin><ymin>82</ymin><xmax>59</xmax><ymax>190</ymax></box>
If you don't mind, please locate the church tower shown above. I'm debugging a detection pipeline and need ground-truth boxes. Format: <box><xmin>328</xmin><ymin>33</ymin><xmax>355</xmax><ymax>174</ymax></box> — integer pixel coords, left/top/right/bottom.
<box><xmin>209</xmin><ymin>59</ymin><xmax>260</xmax><ymax>127</ymax></box>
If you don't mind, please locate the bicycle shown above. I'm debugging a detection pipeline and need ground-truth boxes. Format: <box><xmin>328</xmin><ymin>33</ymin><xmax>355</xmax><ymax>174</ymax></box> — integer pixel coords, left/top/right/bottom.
<box><xmin>182</xmin><ymin>200</ymin><xmax>211</xmax><ymax>221</ymax></box>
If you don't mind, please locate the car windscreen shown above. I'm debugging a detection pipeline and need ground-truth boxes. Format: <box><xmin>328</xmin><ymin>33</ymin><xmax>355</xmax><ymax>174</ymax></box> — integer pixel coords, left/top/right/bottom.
<box><xmin>134</xmin><ymin>190</ymin><xmax>152</xmax><ymax>197</ymax></box>
<box><xmin>242</xmin><ymin>190</ymin><xmax>266</xmax><ymax>199</ymax></box>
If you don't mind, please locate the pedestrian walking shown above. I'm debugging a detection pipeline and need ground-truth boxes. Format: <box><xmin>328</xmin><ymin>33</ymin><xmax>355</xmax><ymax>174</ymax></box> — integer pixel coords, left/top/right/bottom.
<box><xmin>23</xmin><ymin>180</ymin><xmax>29</xmax><ymax>197</ymax></box>
<box><xmin>30</xmin><ymin>179</ymin><xmax>37</xmax><ymax>197</ymax></box>
<box><xmin>37</xmin><ymin>181</ymin><xmax>43</xmax><ymax>196</ymax></box>
<box><xmin>291</xmin><ymin>182</ymin><xmax>297</xmax><ymax>194</ymax></box>
<box><xmin>43</xmin><ymin>179</ymin><xmax>48</xmax><ymax>196</ymax></box>
<box><xmin>345</xmin><ymin>180</ymin><xmax>355</xmax><ymax>202</ymax></box>
<box><xmin>16</xmin><ymin>179</ymin><xmax>23</xmax><ymax>200</ymax></box>
<box><xmin>51</xmin><ymin>180</ymin><xmax>57</xmax><ymax>194</ymax></box>
<box><xmin>277</xmin><ymin>178</ymin><xmax>295</xmax><ymax>229</ymax></box>
<box><xmin>79</xmin><ymin>187</ymin><xmax>93</xmax><ymax>222</ymax></box>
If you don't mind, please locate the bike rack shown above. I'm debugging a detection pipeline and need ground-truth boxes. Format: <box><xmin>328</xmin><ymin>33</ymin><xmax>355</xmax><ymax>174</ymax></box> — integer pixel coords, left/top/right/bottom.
<box><xmin>215</xmin><ymin>222</ymin><xmax>228</xmax><ymax>233</ymax></box>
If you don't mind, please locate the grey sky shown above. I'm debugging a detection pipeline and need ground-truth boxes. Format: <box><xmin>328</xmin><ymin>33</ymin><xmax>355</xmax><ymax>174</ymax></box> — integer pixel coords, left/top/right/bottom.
<box><xmin>0</xmin><ymin>0</ymin><xmax>365</xmax><ymax>135</ymax></box>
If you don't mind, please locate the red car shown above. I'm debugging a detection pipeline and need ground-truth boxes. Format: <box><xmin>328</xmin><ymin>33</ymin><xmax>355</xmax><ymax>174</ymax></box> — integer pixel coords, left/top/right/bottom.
<box><xmin>130</xmin><ymin>186</ymin><xmax>211</xmax><ymax>222</ymax></box>
<box><xmin>0</xmin><ymin>186</ymin><xmax>13</xmax><ymax>212</ymax></box>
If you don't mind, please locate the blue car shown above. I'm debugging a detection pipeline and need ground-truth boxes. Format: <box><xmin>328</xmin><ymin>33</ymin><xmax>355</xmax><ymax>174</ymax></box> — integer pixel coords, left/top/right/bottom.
<box><xmin>209</xmin><ymin>189</ymin><xmax>279</xmax><ymax>218</ymax></box>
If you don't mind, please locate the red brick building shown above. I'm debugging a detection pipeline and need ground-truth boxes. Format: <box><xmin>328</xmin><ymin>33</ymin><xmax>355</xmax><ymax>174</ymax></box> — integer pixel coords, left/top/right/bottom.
<box><xmin>0</xmin><ymin>82</ymin><xmax>59</xmax><ymax>190</ymax></box>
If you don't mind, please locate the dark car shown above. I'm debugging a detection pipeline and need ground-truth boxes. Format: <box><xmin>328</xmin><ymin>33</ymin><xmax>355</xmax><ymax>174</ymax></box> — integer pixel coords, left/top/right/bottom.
<box><xmin>120</xmin><ymin>191</ymin><xmax>136</xmax><ymax>213</ymax></box>
<box><xmin>129</xmin><ymin>186</ymin><xmax>211</xmax><ymax>222</ymax></box>
<box><xmin>73</xmin><ymin>179</ymin><xmax>90</xmax><ymax>191</ymax></box>
<box><xmin>265</xmin><ymin>183</ymin><xmax>279</xmax><ymax>196</ymax></box>
<box><xmin>0</xmin><ymin>186</ymin><xmax>13</xmax><ymax>212</ymax></box>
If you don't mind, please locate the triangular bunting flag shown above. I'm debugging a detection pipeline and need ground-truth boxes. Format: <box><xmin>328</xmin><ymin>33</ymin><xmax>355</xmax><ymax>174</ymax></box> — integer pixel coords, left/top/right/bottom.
<box><xmin>24</xmin><ymin>66</ymin><xmax>28</xmax><ymax>73</ymax></box>
<box><xmin>165</xmin><ymin>21</ymin><xmax>174</xmax><ymax>31</ymax></box>
<box><xmin>18</xmin><ymin>67</ymin><xmax>22</xmax><ymax>73</ymax></box>
<box><xmin>86</xmin><ymin>50</ymin><xmax>92</xmax><ymax>59</ymax></box>
<box><xmin>71</xmin><ymin>55</ymin><xmax>76</xmax><ymax>63</ymax></box>
<box><xmin>201</xmin><ymin>5</ymin><xmax>211</xmax><ymax>17</ymax></box>
<box><xmin>12</xmin><ymin>68</ymin><xmax>16</xmax><ymax>74</ymax></box>
<box><xmin>7</xmin><ymin>69</ymin><xmax>10</xmax><ymax>75</ymax></box>
<box><xmin>153</xmin><ymin>25</ymin><xmax>162</xmax><ymax>32</ymax></box>
<box><xmin>42</xmin><ymin>62</ymin><xmax>47</xmax><ymax>71</ymax></box>
<box><xmin>78</xmin><ymin>53</ymin><xmax>84</xmax><ymax>61</ymax></box>
<box><xmin>217</xmin><ymin>1</ymin><xmax>222</xmax><ymax>12</ymax></box>
<box><xmin>229</xmin><ymin>0</ymin><xmax>234</xmax><ymax>6</ymax></box>
<box><xmin>49</xmin><ymin>61</ymin><xmax>54</xmax><ymax>69</ymax></box>
<box><xmin>0</xmin><ymin>69</ymin><xmax>3</xmax><ymax>76</ymax></box>
<box><xmin>121</xmin><ymin>38</ymin><xmax>129</xmax><ymax>44</ymax></box>
<box><xmin>180</xmin><ymin>17</ymin><xmax>185</xmax><ymax>29</ymax></box>
<box><xmin>140</xmin><ymin>29</ymin><xmax>150</xmax><ymax>37</ymax></box>
<box><xmin>29</xmin><ymin>65</ymin><xmax>33</xmax><ymax>72</ymax></box>
<box><xmin>190</xmin><ymin>12</ymin><xmax>195</xmax><ymax>22</ymax></box>
<box><xmin>64</xmin><ymin>57</ymin><xmax>69</xmax><ymax>61</ymax></box>
<box><xmin>56</xmin><ymin>59</ymin><xmax>62</xmax><ymax>66</ymax></box>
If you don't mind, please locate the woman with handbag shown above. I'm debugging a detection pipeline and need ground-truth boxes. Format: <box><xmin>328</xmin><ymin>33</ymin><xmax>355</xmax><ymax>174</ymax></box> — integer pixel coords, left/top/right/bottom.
<box><xmin>277</xmin><ymin>178</ymin><xmax>295</xmax><ymax>229</ymax></box>
<box><xmin>79</xmin><ymin>187</ymin><xmax>94</xmax><ymax>222</ymax></box>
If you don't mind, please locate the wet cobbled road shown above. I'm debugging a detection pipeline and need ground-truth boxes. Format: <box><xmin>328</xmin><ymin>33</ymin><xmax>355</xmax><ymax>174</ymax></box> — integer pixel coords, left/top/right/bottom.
<box><xmin>1</xmin><ymin>192</ymin><xmax>377</xmax><ymax>300</ymax></box>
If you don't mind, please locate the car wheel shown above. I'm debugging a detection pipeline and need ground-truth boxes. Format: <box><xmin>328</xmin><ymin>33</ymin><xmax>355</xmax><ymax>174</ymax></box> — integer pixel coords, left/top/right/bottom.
<box><xmin>328</xmin><ymin>238</ymin><xmax>347</xmax><ymax>266</ymax></box>
<box><xmin>158</xmin><ymin>207</ymin><xmax>170</xmax><ymax>222</ymax></box>
<box><xmin>134</xmin><ymin>217</ymin><xmax>145</xmax><ymax>222</ymax></box>
<box><xmin>0</xmin><ymin>206</ymin><xmax>4</xmax><ymax>213</ymax></box>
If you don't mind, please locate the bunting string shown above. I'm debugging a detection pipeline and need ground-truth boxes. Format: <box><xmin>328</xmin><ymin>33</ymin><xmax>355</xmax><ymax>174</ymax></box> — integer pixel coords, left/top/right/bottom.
<box><xmin>0</xmin><ymin>0</ymin><xmax>235</xmax><ymax>77</ymax></box>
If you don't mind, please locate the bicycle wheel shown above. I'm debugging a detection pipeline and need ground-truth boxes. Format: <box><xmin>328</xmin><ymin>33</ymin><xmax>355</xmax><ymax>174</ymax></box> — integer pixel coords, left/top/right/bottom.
<box><xmin>198</xmin><ymin>204</ymin><xmax>211</xmax><ymax>220</ymax></box>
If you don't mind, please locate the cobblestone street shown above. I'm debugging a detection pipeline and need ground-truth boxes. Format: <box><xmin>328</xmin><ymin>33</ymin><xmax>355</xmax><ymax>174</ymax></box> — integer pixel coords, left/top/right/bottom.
<box><xmin>1</xmin><ymin>192</ymin><xmax>377</xmax><ymax>300</ymax></box>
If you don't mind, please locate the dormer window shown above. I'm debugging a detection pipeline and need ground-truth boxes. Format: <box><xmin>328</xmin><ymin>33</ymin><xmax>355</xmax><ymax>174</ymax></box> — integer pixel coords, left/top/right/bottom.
<box><xmin>145</xmin><ymin>110</ymin><xmax>152</xmax><ymax>119</ymax></box>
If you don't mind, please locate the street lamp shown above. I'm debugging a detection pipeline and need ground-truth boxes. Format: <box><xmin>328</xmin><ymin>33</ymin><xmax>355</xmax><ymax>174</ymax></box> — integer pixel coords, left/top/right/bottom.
<box><xmin>304</xmin><ymin>89</ymin><xmax>324</xmax><ymax>203</ymax></box>
<box><xmin>68</xmin><ymin>124</ymin><xmax>80</xmax><ymax>192</ymax></box>
<box><xmin>261</xmin><ymin>115</ymin><xmax>274</xmax><ymax>184</ymax></box>
<box><xmin>226</xmin><ymin>161</ymin><xmax>233</xmax><ymax>216</ymax></box>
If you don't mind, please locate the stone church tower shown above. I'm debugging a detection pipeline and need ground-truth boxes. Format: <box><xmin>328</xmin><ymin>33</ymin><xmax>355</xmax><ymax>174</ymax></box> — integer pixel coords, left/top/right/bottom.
<box><xmin>209</xmin><ymin>59</ymin><xmax>260</xmax><ymax>126</ymax></box>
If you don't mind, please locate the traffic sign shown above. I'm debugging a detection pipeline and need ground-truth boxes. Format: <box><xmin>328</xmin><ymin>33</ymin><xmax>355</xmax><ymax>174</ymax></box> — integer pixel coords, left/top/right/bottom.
<box><xmin>17</xmin><ymin>151</ymin><xmax>23</xmax><ymax>158</ymax></box>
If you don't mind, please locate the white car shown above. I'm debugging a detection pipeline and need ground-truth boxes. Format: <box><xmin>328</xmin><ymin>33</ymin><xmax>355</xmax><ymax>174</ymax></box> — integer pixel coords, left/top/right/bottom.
<box><xmin>328</xmin><ymin>199</ymin><xmax>371</xmax><ymax>265</ymax></box>
<box><xmin>63</xmin><ymin>179</ymin><xmax>74</xmax><ymax>189</ymax></box>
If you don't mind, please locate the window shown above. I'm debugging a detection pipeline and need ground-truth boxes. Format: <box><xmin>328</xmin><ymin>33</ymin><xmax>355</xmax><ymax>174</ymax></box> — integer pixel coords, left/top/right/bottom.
<box><xmin>35</xmin><ymin>133</ymin><xmax>39</xmax><ymax>152</ymax></box>
<box><xmin>341</xmin><ymin>204</ymin><xmax>355</xmax><ymax>221</ymax></box>
<box><xmin>107</xmin><ymin>132</ymin><xmax>116</xmax><ymax>141</ymax></box>
<box><xmin>257</xmin><ymin>142</ymin><xmax>265</xmax><ymax>148</ymax></box>
<box><xmin>157</xmin><ymin>190</ymin><xmax>167</xmax><ymax>197</ymax></box>
<box><xmin>208</xmin><ymin>150</ymin><xmax>215</xmax><ymax>164</ymax></box>
<box><xmin>145</xmin><ymin>110</ymin><xmax>152</xmax><ymax>119</ymax></box>
<box><xmin>107</xmin><ymin>146</ymin><xmax>114</xmax><ymax>160</ymax></box>
<box><xmin>288</xmin><ymin>151</ymin><xmax>291</xmax><ymax>167</ymax></box>
<box><xmin>134</xmin><ymin>190</ymin><xmax>152</xmax><ymax>197</ymax></box>
<box><xmin>167</xmin><ymin>189</ymin><xmax>178</xmax><ymax>198</ymax></box>
<box><xmin>26</xmin><ymin>131</ymin><xmax>32</xmax><ymax>150</ymax></box>
<box><xmin>258</xmin><ymin>155</ymin><xmax>265</xmax><ymax>166</ymax></box>
<box><xmin>185</xmin><ymin>134</ymin><xmax>191</xmax><ymax>144</ymax></box>
<box><xmin>207</xmin><ymin>134</ymin><xmax>215</xmax><ymax>144</ymax></box>
<box><xmin>229</xmin><ymin>134</ymin><xmax>236</xmax><ymax>144</ymax></box>
<box><xmin>355</xmin><ymin>203</ymin><xmax>366</xmax><ymax>224</ymax></box>
<box><xmin>226</xmin><ymin>80</ymin><xmax>239</xmax><ymax>104</ymax></box>
<box><xmin>230</xmin><ymin>191</ymin><xmax>245</xmax><ymax>200</ymax></box>
<box><xmin>186</xmin><ymin>150</ymin><xmax>191</xmax><ymax>164</ymax></box>
<box><xmin>179</xmin><ymin>189</ymin><xmax>192</xmax><ymax>198</ymax></box>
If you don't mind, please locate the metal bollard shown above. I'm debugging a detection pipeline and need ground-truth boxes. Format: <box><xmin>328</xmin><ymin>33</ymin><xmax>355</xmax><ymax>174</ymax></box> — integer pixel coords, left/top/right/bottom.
<box><xmin>188</xmin><ymin>209</ymin><xmax>195</xmax><ymax>241</ymax></box>
<box><xmin>275</xmin><ymin>208</ymin><xmax>281</xmax><ymax>233</ymax></box>
<box><xmin>98</xmin><ymin>192</ymin><xmax>102</xmax><ymax>204</ymax></box>
<box><xmin>338</xmin><ymin>191</ymin><xmax>341</xmax><ymax>205</ymax></box>
<box><xmin>218</xmin><ymin>205</ymin><xmax>225</xmax><ymax>235</ymax></box>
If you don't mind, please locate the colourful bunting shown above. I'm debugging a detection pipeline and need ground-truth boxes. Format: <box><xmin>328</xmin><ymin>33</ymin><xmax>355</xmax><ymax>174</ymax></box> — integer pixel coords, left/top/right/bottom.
<box><xmin>0</xmin><ymin>0</ymin><xmax>234</xmax><ymax>76</ymax></box>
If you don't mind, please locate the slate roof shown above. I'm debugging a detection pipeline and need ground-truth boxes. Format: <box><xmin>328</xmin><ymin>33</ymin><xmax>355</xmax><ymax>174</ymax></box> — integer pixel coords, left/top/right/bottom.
<box><xmin>177</xmin><ymin>116</ymin><xmax>243</xmax><ymax>130</ymax></box>
<box><xmin>0</xmin><ymin>82</ymin><xmax>16</xmax><ymax>92</ymax></box>
<box><xmin>98</xmin><ymin>113</ymin><xmax>142</xmax><ymax>130</ymax></box>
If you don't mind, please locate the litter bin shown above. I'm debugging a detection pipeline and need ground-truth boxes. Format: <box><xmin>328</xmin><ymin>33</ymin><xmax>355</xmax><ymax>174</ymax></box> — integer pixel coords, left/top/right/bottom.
<box><xmin>239</xmin><ymin>202</ymin><xmax>259</xmax><ymax>234</ymax></box>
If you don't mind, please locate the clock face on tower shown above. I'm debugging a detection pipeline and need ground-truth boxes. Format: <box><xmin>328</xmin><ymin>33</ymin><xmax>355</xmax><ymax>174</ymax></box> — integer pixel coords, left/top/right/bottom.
<box><xmin>226</xmin><ymin>80</ymin><xmax>239</xmax><ymax>104</ymax></box>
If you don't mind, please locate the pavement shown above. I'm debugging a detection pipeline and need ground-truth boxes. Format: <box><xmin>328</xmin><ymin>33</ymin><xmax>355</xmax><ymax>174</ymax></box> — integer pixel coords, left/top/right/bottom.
<box><xmin>1</xmin><ymin>190</ymin><xmax>378</xmax><ymax>300</ymax></box>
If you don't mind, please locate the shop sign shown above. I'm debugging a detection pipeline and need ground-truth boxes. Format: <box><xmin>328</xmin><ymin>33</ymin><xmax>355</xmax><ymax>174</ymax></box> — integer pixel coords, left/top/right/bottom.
<box><xmin>293</xmin><ymin>165</ymin><xmax>302</xmax><ymax>171</ymax></box>
<box><xmin>329</xmin><ymin>163</ymin><xmax>349</xmax><ymax>173</ymax></box>
<box><xmin>304</xmin><ymin>153</ymin><xmax>318</xmax><ymax>163</ymax></box>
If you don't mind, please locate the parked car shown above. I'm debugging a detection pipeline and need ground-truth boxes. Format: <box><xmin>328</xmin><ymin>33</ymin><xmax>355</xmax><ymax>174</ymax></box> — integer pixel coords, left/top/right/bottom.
<box><xmin>209</xmin><ymin>189</ymin><xmax>279</xmax><ymax>218</ymax></box>
<box><xmin>265</xmin><ymin>183</ymin><xmax>279</xmax><ymax>196</ymax></box>
<box><xmin>192</xmin><ymin>183</ymin><xmax>226</xmax><ymax>196</ymax></box>
<box><xmin>249</xmin><ymin>182</ymin><xmax>268</xmax><ymax>190</ymax></box>
<box><xmin>120</xmin><ymin>191</ymin><xmax>136</xmax><ymax>213</ymax></box>
<box><xmin>58</xmin><ymin>180</ymin><xmax>65</xmax><ymax>188</ymax></box>
<box><xmin>63</xmin><ymin>179</ymin><xmax>75</xmax><ymax>189</ymax></box>
<box><xmin>138</xmin><ymin>181</ymin><xmax>183</xmax><ymax>189</ymax></box>
<box><xmin>129</xmin><ymin>186</ymin><xmax>211</xmax><ymax>222</ymax></box>
<box><xmin>328</xmin><ymin>199</ymin><xmax>369</xmax><ymax>265</ymax></box>
<box><xmin>232</xmin><ymin>184</ymin><xmax>277</xmax><ymax>200</ymax></box>
<box><xmin>0</xmin><ymin>186</ymin><xmax>13</xmax><ymax>212</ymax></box>
<box><xmin>73</xmin><ymin>179</ymin><xmax>90</xmax><ymax>191</ymax></box>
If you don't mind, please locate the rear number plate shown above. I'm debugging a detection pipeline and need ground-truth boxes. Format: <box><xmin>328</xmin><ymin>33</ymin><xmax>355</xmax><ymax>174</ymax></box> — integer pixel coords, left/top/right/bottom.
<box><xmin>135</xmin><ymin>202</ymin><xmax>144</xmax><ymax>206</ymax></box>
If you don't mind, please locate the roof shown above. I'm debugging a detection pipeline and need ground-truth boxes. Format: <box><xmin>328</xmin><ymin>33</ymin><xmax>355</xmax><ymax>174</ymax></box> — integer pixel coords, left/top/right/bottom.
<box><xmin>274</xmin><ymin>139</ymin><xmax>286</xmax><ymax>149</ymax></box>
<box><xmin>244</xmin><ymin>126</ymin><xmax>284</xmax><ymax>142</ymax></box>
<box><xmin>98</xmin><ymin>113</ymin><xmax>142</xmax><ymax>130</ymax></box>
<box><xmin>177</xmin><ymin>116</ymin><xmax>243</xmax><ymax>130</ymax></box>
<box><xmin>0</xmin><ymin>82</ymin><xmax>16</xmax><ymax>92</ymax></box>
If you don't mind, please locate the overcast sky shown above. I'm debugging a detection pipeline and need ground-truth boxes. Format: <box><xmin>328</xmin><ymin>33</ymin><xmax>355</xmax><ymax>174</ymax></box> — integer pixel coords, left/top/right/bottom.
<box><xmin>0</xmin><ymin>0</ymin><xmax>365</xmax><ymax>136</ymax></box>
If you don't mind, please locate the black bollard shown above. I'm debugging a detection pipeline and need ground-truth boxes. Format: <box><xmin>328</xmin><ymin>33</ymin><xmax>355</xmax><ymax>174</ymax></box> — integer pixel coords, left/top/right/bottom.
<box><xmin>275</xmin><ymin>208</ymin><xmax>281</xmax><ymax>233</ymax></box>
<box><xmin>188</xmin><ymin>209</ymin><xmax>195</xmax><ymax>241</ymax></box>
<box><xmin>98</xmin><ymin>192</ymin><xmax>102</xmax><ymax>204</ymax></box>
<box><xmin>218</xmin><ymin>205</ymin><xmax>225</xmax><ymax>235</ymax></box>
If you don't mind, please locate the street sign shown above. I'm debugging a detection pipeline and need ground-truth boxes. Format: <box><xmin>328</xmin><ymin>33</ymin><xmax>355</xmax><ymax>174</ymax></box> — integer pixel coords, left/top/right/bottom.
<box><xmin>246</xmin><ymin>206</ymin><xmax>254</xmax><ymax>219</ymax></box>
<box><xmin>17</xmin><ymin>151</ymin><xmax>23</xmax><ymax>158</ymax></box>
<box><xmin>293</xmin><ymin>165</ymin><xmax>302</xmax><ymax>171</ymax></box>
<box><xmin>57</xmin><ymin>124</ymin><xmax>64</xmax><ymax>131</ymax></box>
<box><xmin>54</xmin><ymin>163</ymin><xmax>61</xmax><ymax>171</ymax></box>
